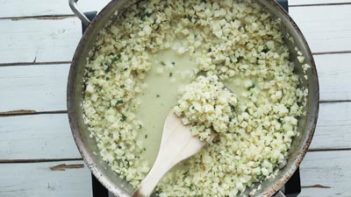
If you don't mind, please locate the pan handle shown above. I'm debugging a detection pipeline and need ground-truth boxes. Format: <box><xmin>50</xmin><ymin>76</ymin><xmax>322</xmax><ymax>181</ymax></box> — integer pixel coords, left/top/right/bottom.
<box><xmin>69</xmin><ymin>0</ymin><xmax>91</xmax><ymax>26</ymax></box>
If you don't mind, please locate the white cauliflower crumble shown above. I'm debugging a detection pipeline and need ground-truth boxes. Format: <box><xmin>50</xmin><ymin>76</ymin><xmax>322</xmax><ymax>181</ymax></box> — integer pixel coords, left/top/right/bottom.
<box><xmin>174</xmin><ymin>75</ymin><xmax>238</xmax><ymax>142</ymax></box>
<box><xmin>82</xmin><ymin>0</ymin><xmax>309</xmax><ymax>196</ymax></box>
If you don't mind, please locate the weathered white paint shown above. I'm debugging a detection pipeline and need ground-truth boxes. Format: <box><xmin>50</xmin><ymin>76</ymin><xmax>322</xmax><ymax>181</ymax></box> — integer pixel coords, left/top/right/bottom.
<box><xmin>315</xmin><ymin>53</ymin><xmax>351</xmax><ymax>101</ymax></box>
<box><xmin>0</xmin><ymin>114</ymin><xmax>81</xmax><ymax>160</ymax></box>
<box><xmin>0</xmin><ymin>102</ymin><xmax>350</xmax><ymax>160</ymax></box>
<box><xmin>0</xmin><ymin>18</ymin><xmax>81</xmax><ymax>64</ymax></box>
<box><xmin>309</xmin><ymin>102</ymin><xmax>351</xmax><ymax>150</ymax></box>
<box><xmin>300</xmin><ymin>151</ymin><xmax>351</xmax><ymax>197</ymax></box>
<box><xmin>0</xmin><ymin>64</ymin><xmax>69</xmax><ymax>112</ymax></box>
<box><xmin>290</xmin><ymin>0</ymin><xmax>351</xmax><ymax>6</ymax></box>
<box><xmin>0</xmin><ymin>161</ymin><xmax>92</xmax><ymax>197</ymax></box>
<box><xmin>0</xmin><ymin>151</ymin><xmax>349</xmax><ymax>197</ymax></box>
<box><xmin>0</xmin><ymin>5</ymin><xmax>351</xmax><ymax>64</ymax></box>
<box><xmin>0</xmin><ymin>1</ymin><xmax>350</xmax><ymax>197</ymax></box>
<box><xmin>0</xmin><ymin>0</ymin><xmax>110</xmax><ymax>18</ymax></box>
<box><xmin>0</xmin><ymin>0</ymin><xmax>349</xmax><ymax>18</ymax></box>
<box><xmin>290</xmin><ymin>5</ymin><xmax>351</xmax><ymax>53</ymax></box>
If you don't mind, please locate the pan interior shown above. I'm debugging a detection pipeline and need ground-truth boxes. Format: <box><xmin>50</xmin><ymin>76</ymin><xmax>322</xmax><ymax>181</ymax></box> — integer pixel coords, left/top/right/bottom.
<box><xmin>67</xmin><ymin>0</ymin><xmax>319</xmax><ymax>196</ymax></box>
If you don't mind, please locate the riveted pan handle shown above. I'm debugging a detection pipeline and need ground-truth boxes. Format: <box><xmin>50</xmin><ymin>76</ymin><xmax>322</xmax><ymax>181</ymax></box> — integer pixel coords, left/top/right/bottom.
<box><xmin>69</xmin><ymin>0</ymin><xmax>91</xmax><ymax>26</ymax></box>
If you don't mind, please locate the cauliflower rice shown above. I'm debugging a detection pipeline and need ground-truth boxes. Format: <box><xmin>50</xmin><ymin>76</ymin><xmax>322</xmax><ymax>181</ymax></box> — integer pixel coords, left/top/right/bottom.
<box><xmin>174</xmin><ymin>75</ymin><xmax>238</xmax><ymax>142</ymax></box>
<box><xmin>82</xmin><ymin>0</ymin><xmax>309</xmax><ymax>196</ymax></box>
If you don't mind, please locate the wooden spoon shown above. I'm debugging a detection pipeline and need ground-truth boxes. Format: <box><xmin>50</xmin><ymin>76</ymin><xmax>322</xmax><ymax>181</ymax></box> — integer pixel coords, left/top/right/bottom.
<box><xmin>133</xmin><ymin>111</ymin><xmax>206</xmax><ymax>197</ymax></box>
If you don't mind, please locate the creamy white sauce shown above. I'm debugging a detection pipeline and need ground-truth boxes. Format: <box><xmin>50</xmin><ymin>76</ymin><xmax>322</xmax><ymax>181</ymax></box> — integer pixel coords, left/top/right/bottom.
<box><xmin>136</xmin><ymin>49</ymin><xmax>197</xmax><ymax>163</ymax></box>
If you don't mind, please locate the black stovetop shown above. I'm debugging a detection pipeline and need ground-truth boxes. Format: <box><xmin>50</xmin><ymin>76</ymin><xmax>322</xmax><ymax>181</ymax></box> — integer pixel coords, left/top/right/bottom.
<box><xmin>83</xmin><ymin>1</ymin><xmax>301</xmax><ymax>196</ymax></box>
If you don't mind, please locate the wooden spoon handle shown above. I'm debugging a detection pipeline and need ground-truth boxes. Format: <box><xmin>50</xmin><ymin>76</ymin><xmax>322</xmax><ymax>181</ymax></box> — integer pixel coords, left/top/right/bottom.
<box><xmin>132</xmin><ymin>155</ymin><xmax>173</xmax><ymax>197</ymax></box>
<box><xmin>133</xmin><ymin>112</ymin><xmax>205</xmax><ymax>197</ymax></box>
<box><xmin>133</xmin><ymin>117</ymin><xmax>183</xmax><ymax>196</ymax></box>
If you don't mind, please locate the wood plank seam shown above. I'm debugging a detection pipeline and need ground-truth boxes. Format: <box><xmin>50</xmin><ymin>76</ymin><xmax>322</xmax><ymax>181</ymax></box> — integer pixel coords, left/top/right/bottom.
<box><xmin>2</xmin><ymin>99</ymin><xmax>351</xmax><ymax>116</ymax></box>
<box><xmin>0</xmin><ymin>61</ymin><xmax>71</xmax><ymax>67</ymax></box>
<box><xmin>290</xmin><ymin>2</ymin><xmax>351</xmax><ymax>7</ymax></box>
<box><xmin>1</xmin><ymin>50</ymin><xmax>350</xmax><ymax>67</ymax></box>
<box><xmin>313</xmin><ymin>50</ymin><xmax>351</xmax><ymax>56</ymax></box>
<box><xmin>0</xmin><ymin>110</ymin><xmax>67</xmax><ymax>117</ymax></box>
<box><xmin>2</xmin><ymin>148</ymin><xmax>350</xmax><ymax>163</ymax></box>
<box><xmin>320</xmin><ymin>100</ymin><xmax>351</xmax><ymax>104</ymax></box>
<box><xmin>0</xmin><ymin>158</ymin><xmax>82</xmax><ymax>164</ymax></box>
<box><xmin>301</xmin><ymin>184</ymin><xmax>331</xmax><ymax>189</ymax></box>
<box><xmin>308</xmin><ymin>148</ymin><xmax>351</xmax><ymax>152</ymax></box>
<box><xmin>0</xmin><ymin>3</ymin><xmax>345</xmax><ymax>19</ymax></box>
<box><xmin>1</xmin><ymin>50</ymin><xmax>351</xmax><ymax>67</ymax></box>
<box><xmin>0</xmin><ymin>14</ymin><xmax>75</xmax><ymax>21</ymax></box>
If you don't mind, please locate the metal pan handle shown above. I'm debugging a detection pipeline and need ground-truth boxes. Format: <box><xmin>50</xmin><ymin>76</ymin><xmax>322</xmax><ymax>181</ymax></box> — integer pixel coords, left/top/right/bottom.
<box><xmin>69</xmin><ymin>0</ymin><xmax>91</xmax><ymax>26</ymax></box>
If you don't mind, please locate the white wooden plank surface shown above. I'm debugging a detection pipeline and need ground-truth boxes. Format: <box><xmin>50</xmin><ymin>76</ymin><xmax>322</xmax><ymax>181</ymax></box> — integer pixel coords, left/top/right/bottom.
<box><xmin>0</xmin><ymin>0</ymin><xmax>110</xmax><ymax>18</ymax></box>
<box><xmin>315</xmin><ymin>53</ymin><xmax>351</xmax><ymax>101</ymax></box>
<box><xmin>0</xmin><ymin>114</ymin><xmax>80</xmax><ymax>160</ymax></box>
<box><xmin>309</xmin><ymin>102</ymin><xmax>351</xmax><ymax>150</ymax></box>
<box><xmin>0</xmin><ymin>102</ymin><xmax>349</xmax><ymax>160</ymax></box>
<box><xmin>290</xmin><ymin>0</ymin><xmax>351</xmax><ymax>6</ymax></box>
<box><xmin>290</xmin><ymin>5</ymin><xmax>351</xmax><ymax>53</ymax></box>
<box><xmin>0</xmin><ymin>18</ymin><xmax>81</xmax><ymax>64</ymax></box>
<box><xmin>300</xmin><ymin>151</ymin><xmax>351</xmax><ymax>197</ymax></box>
<box><xmin>0</xmin><ymin>1</ymin><xmax>350</xmax><ymax>197</ymax></box>
<box><xmin>1</xmin><ymin>53</ymin><xmax>349</xmax><ymax>113</ymax></box>
<box><xmin>0</xmin><ymin>0</ymin><xmax>349</xmax><ymax>18</ymax></box>
<box><xmin>1</xmin><ymin>0</ymin><xmax>350</xmax><ymax>19</ymax></box>
<box><xmin>0</xmin><ymin>4</ymin><xmax>350</xmax><ymax>64</ymax></box>
<box><xmin>0</xmin><ymin>64</ymin><xmax>69</xmax><ymax>112</ymax></box>
<box><xmin>0</xmin><ymin>161</ymin><xmax>92</xmax><ymax>197</ymax></box>
<box><xmin>0</xmin><ymin>151</ymin><xmax>349</xmax><ymax>197</ymax></box>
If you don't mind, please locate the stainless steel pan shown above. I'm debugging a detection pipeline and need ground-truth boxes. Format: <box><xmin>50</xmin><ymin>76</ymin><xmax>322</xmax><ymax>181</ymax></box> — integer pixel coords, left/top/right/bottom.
<box><xmin>67</xmin><ymin>0</ymin><xmax>319</xmax><ymax>196</ymax></box>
